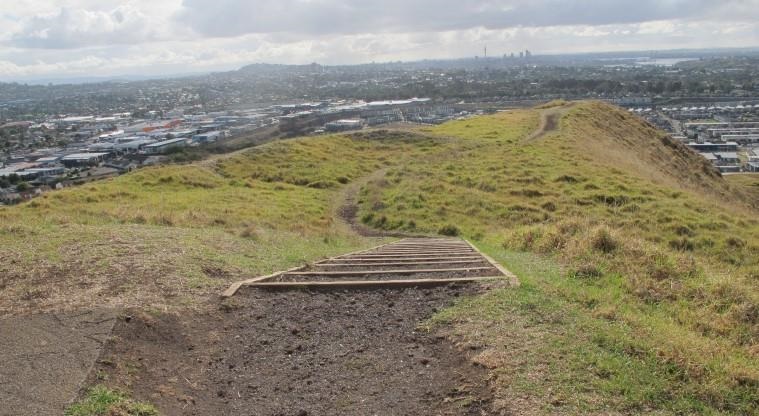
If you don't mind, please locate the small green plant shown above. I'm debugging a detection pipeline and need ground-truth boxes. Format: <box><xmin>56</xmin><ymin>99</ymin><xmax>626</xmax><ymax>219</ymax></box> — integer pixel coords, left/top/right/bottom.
<box><xmin>65</xmin><ymin>385</ymin><xmax>158</xmax><ymax>416</ymax></box>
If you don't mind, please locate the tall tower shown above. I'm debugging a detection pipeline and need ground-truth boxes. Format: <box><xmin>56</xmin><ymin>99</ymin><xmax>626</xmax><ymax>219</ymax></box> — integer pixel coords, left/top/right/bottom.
<box><xmin>484</xmin><ymin>45</ymin><xmax>487</xmax><ymax>58</ymax></box>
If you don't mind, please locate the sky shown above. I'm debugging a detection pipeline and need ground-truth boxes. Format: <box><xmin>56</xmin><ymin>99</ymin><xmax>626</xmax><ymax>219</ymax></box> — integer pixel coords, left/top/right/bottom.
<box><xmin>1</xmin><ymin>0</ymin><xmax>758</xmax><ymax>81</ymax></box>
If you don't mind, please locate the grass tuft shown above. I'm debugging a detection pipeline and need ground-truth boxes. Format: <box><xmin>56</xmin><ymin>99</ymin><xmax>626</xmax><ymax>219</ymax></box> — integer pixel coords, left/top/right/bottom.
<box><xmin>65</xmin><ymin>385</ymin><xmax>158</xmax><ymax>416</ymax></box>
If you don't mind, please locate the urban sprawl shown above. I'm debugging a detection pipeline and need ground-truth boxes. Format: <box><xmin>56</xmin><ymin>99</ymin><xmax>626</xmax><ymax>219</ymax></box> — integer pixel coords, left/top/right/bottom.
<box><xmin>2</xmin><ymin>50</ymin><xmax>759</xmax><ymax>204</ymax></box>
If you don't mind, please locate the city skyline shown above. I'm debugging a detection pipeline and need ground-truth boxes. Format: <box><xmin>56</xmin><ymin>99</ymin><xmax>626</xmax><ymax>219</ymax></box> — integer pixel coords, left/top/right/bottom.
<box><xmin>1</xmin><ymin>0</ymin><xmax>759</xmax><ymax>81</ymax></box>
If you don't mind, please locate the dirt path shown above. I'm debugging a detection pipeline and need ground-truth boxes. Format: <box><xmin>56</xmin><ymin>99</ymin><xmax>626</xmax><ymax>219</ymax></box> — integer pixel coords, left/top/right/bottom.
<box><xmin>523</xmin><ymin>103</ymin><xmax>574</xmax><ymax>142</ymax></box>
<box><xmin>88</xmin><ymin>239</ymin><xmax>512</xmax><ymax>415</ymax></box>
<box><xmin>334</xmin><ymin>168</ymin><xmax>420</xmax><ymax>238</ymax></box>
<box><xmin>0</xmin><ymin>310</ymin><xmax>117</xmax><ymax>416</ymax></box>
<box><xmin>90</xmin><ymin>285</ymin><xmax>502</xmax><ymax>415</ymax></box>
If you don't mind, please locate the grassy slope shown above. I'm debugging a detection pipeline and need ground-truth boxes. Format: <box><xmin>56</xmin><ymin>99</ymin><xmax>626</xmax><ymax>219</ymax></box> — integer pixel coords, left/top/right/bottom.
<box><xmin>727</xmin><ymin>173</ymin><xmax>759</xmax><ymax>201</ymax></box>
<box><xmin>0</xmin><ymin>132</ymin><xmax>440</xmax><ymax>315</ymax></box>
<box><xmin>359</xmin><ymin>102</ymin><xmax>758</xmax><ymax>414</ymax></box>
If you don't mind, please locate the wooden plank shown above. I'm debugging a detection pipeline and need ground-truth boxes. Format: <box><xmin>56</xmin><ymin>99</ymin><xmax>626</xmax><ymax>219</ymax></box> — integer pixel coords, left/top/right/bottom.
<box><xmin>373</xmin><ymin>247</ymin><xmax>474</xmax><ymax>253</ymax></box>
<box><xmin>221</xmin><ymin>265</ymin><xmax>305</xmax><ymax>297</ymax></box>
<box><xmin>246</xmin><ymin>276</ymin><xmax>506</xmax><ymax>288</ymax></box>
<box><xmin>312</xmin><ymin>240</ymin><xmax>400</xmax><ymax>265</ymax></box>
<box><xmin>464</xmin><ymin>239</ymin><xmax>520</xmax><ymax>287</ymax></box>
<box><xmin>334</xmin><ymin>256</ymin><xmax>482</xmax><ymax>261</ymax></box>
<box><xmin>313</xmin><ymin>260</ymin><xmax>488</xmax><ymax>267</ymax></box>
<box><xmin>371</xmin><ymin>253</ymin><xmax>475</xmax><ymax>256</ymax></box>
<box><xmin>337</xmin><ymin>252</ymin><xmax>475</xmax><ymax>258</ymax></box>
<box><xmin>385</xmin><ymin>244</ymin><xmax>470</xmax><ymax>248</ymax></box>
<box><xmin>224</xmin><ymin>240</ymin><xmax>399</xmax><ymax>297</ymax></box>
<box><xmin>222</xmin><ymin>238</ymin><xmax>521</xmax><ymax>297</ymax></box>
<box><xmin>285</xmin><ymin>266</ymin><xmax>495</xmax><ymax>276</ymax></box>
<box><xmin>400</xmin><ymin>239</ymin><xmax>459</xmax><ymax>242</ymax></box>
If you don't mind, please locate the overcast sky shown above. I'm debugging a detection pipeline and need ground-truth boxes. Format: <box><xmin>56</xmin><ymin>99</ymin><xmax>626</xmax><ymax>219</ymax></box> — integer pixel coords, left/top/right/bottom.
<box><xmin>1</xmin><ymin>0</ymin><xmax>758</xmax><ymax>81</ymax></box>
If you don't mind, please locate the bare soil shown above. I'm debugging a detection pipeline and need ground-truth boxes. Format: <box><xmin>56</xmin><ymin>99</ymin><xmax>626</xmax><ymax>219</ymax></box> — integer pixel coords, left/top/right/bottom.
<box><xmin>90</xmin><ymin>284</ymin><xmax>505</xmax><ymax>415</ymax></box>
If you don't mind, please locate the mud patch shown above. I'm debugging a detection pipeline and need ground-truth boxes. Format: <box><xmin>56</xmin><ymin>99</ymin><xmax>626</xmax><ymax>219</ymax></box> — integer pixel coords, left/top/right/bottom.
<box><xmin>90</xmin><ymin>286</ymin><xmax>502</xmax><ymax>415</ymax></box>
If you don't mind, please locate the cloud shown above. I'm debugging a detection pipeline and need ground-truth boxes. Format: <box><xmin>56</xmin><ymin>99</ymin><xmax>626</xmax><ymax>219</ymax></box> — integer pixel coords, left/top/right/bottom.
<box><xmin>0</xmin><ymin>0</ymin><xmax>757</xmax><ymax>80</ymax></box>
<box><xmin>174</xmin><ymin>0</ymin><xmax>756</xmax><ymax>38</ymax></box>
<box><xmin>9</xmin><ymin>4</ymin><xmax>176</xmax><ymax>49</ymax></box>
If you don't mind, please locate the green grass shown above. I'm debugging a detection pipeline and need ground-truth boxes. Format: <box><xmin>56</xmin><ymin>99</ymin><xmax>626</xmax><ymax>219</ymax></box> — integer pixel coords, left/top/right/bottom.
<box><xmin>726</xmin><ymin>173</ymin><xmax>759</xmax><ymax>201</ymax></box>
<box><xmin>427</xmin><ymin>243</ymin><xmax>757</xmax><ymax>415</ymax></box>
<box><xmin>0</xmin><ymin>130</ymin><xmax>442</xmax><ymax>313</ymax></box>
<box><xmin>65</xmin><ymin>385</ymin><xmax>158</xmax><ymax>416</ymax></box>
<box><xmin>353</xmin><ymin>103</ymin><xmax>758</xmax><ymax>414</ymax></box>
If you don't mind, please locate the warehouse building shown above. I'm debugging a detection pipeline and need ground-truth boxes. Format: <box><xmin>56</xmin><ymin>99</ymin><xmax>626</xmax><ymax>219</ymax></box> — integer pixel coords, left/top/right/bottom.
<box><xmin>60</xmin><ymin>153</ymin><xmax>110</xmax><ymax>167</ymax></box>
<box><xmin>144</xmin><ymin>138</ymin><xmax>188</xmax><ymax>154</ymax></box>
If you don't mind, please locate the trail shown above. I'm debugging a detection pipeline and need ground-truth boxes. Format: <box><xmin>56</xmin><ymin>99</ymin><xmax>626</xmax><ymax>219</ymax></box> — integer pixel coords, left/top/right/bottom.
<box><xmin>333</xmin><ymin>167</ymin><xmax>420</xmax><ymax>238</ymax></box>
<box><xmin>523</xmin><ymin>103</ymin><xmax>574</xmax><ymax>142</ymax></box>
<box><xmin>88</xmin><ymin>239</ymin><xmax>514</xmax><ymax>415</ymax></box>
<box><xmin>64</xmin><ymin>131</ymin><xmax>520</xmax><ymax>415</ymax></box>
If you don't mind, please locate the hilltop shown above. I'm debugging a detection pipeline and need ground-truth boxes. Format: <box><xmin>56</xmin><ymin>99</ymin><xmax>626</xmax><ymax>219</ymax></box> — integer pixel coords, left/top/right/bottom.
<box><xmin>1</xmin><ymin>101</ymin><xmax>757</xmax><ymax>415</ymax></box>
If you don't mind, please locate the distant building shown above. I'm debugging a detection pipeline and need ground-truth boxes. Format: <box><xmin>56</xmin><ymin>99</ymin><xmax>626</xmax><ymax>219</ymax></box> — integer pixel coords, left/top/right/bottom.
<box><xmin>325</xmin><ymin>119</ymin><xmax>364</xmax><ymax>132</ymax></box>
<box><xmin>144</xmin><ymin>138</ymin><xmax>188</xmax><ymax>154</ymax></box>
<box><xmin>34</xmin><ymin>156</ymin><xmax>62</xmax><ymax>166</ymax></box>
<box><xmin>60</xmin><ymin>152</ymin><xmax>110</xmax><ymax>167</ymax></box>
<box><xmin>198</xmin><ymin>123</ymin><xmax>224</xmax><ymax>133</ymax></box>
<box><xmin>687</xmin><ymin>142</ymin><xmax>738</xmax><ymax>152</ymax></box>
<box><xmin>192</xmin><ymin>130</ymin><xmax>224</xmax><ymax>143</ymax></box>
<box><xmin>717</xmin><ymin>165</ymin><xmax>741</xmax><ymax>173</ymax></box>
<box><xmin>713</xmin><ymin>152</ymin><xmax>739</xmax><ymax>164</ymax></box>
<box><xmin>24</xmin><ymin>167</ymin><xmax>65</xmax><ymax>178</ymax></box>
<box><xmin>701</xmin><ymin>152</ymin><xmax>719</xmax><ymax>164</ymax></box>
<box><xmin>125</xmin><ymin>119</ymin><xmax>182</xmax><ymax>133</ymax></box>
<box><xmin>113</xmin><ymin>139</ymin><xmax>156</xmax><ymax>152</ymax></box>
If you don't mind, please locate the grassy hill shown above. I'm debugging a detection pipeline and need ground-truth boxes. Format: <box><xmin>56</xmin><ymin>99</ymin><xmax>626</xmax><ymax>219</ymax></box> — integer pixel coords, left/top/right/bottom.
<box><xmin>2</xmin><ymin>101</ymin><xmax>757</xmax><ymax>414</ymax></box>
<box><xmin>362</xmin><ymin>102</ymin><xmax>759</xmax><ymax>414</ymax></box>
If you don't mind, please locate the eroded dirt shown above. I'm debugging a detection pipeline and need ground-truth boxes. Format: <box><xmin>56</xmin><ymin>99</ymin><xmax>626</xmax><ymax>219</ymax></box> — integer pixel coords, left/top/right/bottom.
<box><xmin>90</xmin><ymin>285</ymin><xmax>504</xmax><ymax>415</ymax></box>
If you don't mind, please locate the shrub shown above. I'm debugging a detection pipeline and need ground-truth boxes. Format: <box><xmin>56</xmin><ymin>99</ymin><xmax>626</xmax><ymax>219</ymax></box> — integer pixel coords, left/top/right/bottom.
<box><xmin>591</xmin><ymin>227</ymin><xmax>618</xmax><ymax>253</ymax></box>
<box><xmin>674</xmin><ymin>225</ymin><xmax>695</xmax><ymax>237</ymax></box>
<box><xmin>360</xmin><ymin>213</ymin><xmax>374</xmax><ymax>224</ymax></box>
<box><xmin>669</xmin><ymin>238</ymin><xmax>695</xmax><ymax>251</ymax></box>
<box><xmin>511</xmin><ymin>189</ymin><xmax>544</xmax><ymax>198</ymax></box>
<box><xmin>438</xmin><ymin>224</ymin><xmax>460</xmax><ymax>236</ymax></box>
<box><xmin>477</xmin><ymin>181</ymin><xmax>497</xmax><ymax>192</ymax></box>
<box><xmin>570</xmin><ymin>261</ymin><xmax>603</xmax><ymax>279</ymax></box>
<box><xmin>593</xmin><ymin>194</ymin><xmax>630</xmax><ymax>206</ymax></box>
<box><xmin>541</xmin><ymin>201</ymin><xmax>557</xmax><ymax>212</ymax></box>
<box><xmin>239</xmin><ymin>226</ymin><xmax>258</xmax><ymax>240</ymax></box>
<box><xmin>307</xmin><ymin>180</ymin><xmax>337</xmax><ymax>189</ymax></box>
<box><xmin>726</xmin><ymin>237</ymin><xmax>746</xmax><ymax>249</ymax></box>
<box><xmin>555</xmin><ymin>174</ymin><xmax>579</xmax><ymax>183</ymax></box>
